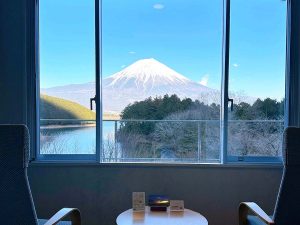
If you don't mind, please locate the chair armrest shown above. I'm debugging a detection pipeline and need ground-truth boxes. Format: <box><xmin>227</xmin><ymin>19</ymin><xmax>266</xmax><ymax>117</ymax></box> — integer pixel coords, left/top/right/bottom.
<box><xmin>239</xmin><ymin>202</ymin><xmax>274</xmax><ymax>225</ymax></box>
<box><xmin>44</xmin><ymin>208</ymin><xmax>81</xmax><ymax>225</ymax></box>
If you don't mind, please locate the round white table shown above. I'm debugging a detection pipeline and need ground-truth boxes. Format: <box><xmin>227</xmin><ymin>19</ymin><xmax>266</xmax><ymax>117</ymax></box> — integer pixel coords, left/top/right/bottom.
<box><xmin>116</xmin><ymin>207</ymin><xmax>208</xmax><ymax>225</ymax></box>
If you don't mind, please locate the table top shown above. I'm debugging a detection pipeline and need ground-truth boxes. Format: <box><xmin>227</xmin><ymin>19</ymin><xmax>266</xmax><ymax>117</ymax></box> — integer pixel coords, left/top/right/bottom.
<box><xmin>116</xmin><ymin>206</ymin><xmax>208</xmax><ymax>225</ymax></box>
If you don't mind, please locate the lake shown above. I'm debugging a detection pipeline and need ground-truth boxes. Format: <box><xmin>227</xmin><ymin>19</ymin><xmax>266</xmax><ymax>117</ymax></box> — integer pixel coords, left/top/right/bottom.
<box><xmin>40</xmin><ymin>121</ymin><xmax>118</xmax><ymax>155</ymax></box>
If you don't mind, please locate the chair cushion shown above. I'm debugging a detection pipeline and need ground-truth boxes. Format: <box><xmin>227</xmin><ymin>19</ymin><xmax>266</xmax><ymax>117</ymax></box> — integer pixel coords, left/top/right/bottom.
<box><xmin>38</xmin><ymin>219</ymin><xmax>71</xmax><ymax>225</ymax></box>
<box><xmin>247</xmin><ymin>215</ymin><xmax>273</xmax><ymax>225</ymax></box>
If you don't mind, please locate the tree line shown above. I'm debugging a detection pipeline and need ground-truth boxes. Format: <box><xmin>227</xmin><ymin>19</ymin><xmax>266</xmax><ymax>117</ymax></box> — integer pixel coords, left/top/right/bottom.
<box><xmin>121</xmin><ymin>94</ymin><xmax>284</xmax><ymax>121</ymax></box>
<box><xmin>116</xmin><ymin>94</ymin><xmax>284</xmax><ymax>160</ymax></box>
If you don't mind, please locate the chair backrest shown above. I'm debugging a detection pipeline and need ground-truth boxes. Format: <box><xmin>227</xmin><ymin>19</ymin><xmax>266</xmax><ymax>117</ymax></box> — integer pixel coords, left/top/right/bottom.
<box><xmin>274</xmin><ymin>127</ymin><xmax>300</xmax><ymax>225</ymax></box>
<box><xmin>0</xmin><ymin>125</ymin><xmax>38</xmax><ymax>225</ymax></box>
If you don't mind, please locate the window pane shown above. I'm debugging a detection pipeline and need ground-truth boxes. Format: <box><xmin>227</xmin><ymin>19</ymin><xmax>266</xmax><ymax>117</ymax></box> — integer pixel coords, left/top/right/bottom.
<box><xmin>228</xmin><ymin>0</ymin><xmax>286</xmax><ymax>159</ymax></box>
<box><xmin>102</xmin><ymin>0</ymin><xmax>223</xmax><ymax>163</ymax></box>
<box><xmin>39</xmin><ymin>0</ymin><xmax>96</xmax><ymax>155</ymax></box>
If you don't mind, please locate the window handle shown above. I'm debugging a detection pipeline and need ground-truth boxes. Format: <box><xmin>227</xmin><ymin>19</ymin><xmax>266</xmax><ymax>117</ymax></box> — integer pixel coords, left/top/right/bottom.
<box><xmin>228</xmin><ymin>98</ymin><xmax>234</xmax><ymax>112</ymax></box>
<box><xmin>90</xmin><ymin>96</ymin><xmax>96</xmax><ymax>110</ymax></box>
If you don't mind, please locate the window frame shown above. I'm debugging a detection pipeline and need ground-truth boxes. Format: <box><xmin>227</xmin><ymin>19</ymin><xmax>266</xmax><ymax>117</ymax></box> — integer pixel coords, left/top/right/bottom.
<box><xmin>30</xmin><ymin>0</ymin><xmax>286</xmax><ymax>164</ymax></box>
<box><xmin>222</xmin><ymin>0</ymin><xmax>284</xmax><ymax>164</ymax></box>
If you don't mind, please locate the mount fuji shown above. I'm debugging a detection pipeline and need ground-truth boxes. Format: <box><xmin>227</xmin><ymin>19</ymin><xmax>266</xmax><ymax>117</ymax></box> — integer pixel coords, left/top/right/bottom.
<box><xmin>41</xmin><ymin>58</ymin><xmax>216</xmax><ymax>113</ymax></box>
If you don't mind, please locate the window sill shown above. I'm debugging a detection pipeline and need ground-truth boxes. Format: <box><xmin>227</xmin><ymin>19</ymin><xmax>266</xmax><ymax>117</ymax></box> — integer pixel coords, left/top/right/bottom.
<box><xmin>29</xmin><ymin>160</ymin><xmax>283</xmax><ymax>169</ymax></box>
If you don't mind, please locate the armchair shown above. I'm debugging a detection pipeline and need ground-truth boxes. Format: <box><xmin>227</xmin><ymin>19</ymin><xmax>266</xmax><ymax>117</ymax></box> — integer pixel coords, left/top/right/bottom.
<box><xmin>0</xmin><ymin>125</ymin><xmax>81</xmax><ymax>225</ymax></box>
<box><xmin>239</xmin><ymin>127</ymin><xmax>300</xmax><ymax>225</ymax></box>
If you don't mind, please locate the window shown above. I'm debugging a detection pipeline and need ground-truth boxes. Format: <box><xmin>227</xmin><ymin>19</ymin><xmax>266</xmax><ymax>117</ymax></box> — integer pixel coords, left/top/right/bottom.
<box><xmin>37</xmin><ymin>0</ymin><xmax>286</xmax><ymax>163</ymax></box>
<box><xmin>38</xmin><ymin>0</ymin><xmax>97</xmax><ymax>160</ymax></box>
<box><xmin>227</xmin><ymin>0</ymin><xmax>286</xmax><ymax>162</ymax></box>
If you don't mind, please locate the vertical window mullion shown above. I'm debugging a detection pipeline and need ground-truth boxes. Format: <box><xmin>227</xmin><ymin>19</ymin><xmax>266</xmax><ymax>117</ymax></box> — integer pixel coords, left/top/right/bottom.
<box><xmin>221</xmin><ymin>0</ymin><xmax>230</xmax><ymax>164</ymax></box>
<box><xmin>35</xmin><ymin>0</ymin><xmax>41</xmax><ymax>161</ymax></box>
<box><xmin>95</xmin><ymin>0</ymin><xmax>102</xmax><ymax>162</ymax></box>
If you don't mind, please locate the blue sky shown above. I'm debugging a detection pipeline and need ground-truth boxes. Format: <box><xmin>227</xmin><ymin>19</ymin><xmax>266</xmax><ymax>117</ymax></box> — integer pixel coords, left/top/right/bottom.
<box><xmin>40</xmin><ymin>0</ymin><xmax>286</xmax><ymax>100</ymax></box>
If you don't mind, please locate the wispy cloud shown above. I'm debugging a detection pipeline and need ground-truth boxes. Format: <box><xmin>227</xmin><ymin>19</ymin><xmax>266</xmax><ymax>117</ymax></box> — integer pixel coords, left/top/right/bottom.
<box><xmin>153</xmin><ymin>3</ymin><xmax>165</xmax><ymax>10</ymax></box>
<box><xmin>233</xmin><ymin>63</ymin><xmax>239</xmax><ymax>68</ymax></box>
<box><xmin>199</xmin><ymin>74</ymin><xmax>209</xmax><ymax>86</ymax></box>
<box><xmin>128</xmin><ymin>51</ymin><xmax>136</xmax><ymax>54</ymax></box>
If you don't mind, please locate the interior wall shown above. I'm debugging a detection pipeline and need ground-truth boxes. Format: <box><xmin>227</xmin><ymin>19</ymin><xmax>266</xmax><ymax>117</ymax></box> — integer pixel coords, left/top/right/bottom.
<box><xmin>28</xmin><ymin>164</ymin><xmax>282</xmax><ymax>225</ymax></box>
<box><xmin>0</xmin><ymin>0</ymin><xmax>287</xmax><ymax>225</ymax></box>
<box><xmin>0</xmin><ymin>0</ymin><xmax>27</xmax><ymax>124</ymax></box>
<box><xmin>286</xmin><ymin>0</ymin><xmax>300</xmax><ymax>126</ymax></box>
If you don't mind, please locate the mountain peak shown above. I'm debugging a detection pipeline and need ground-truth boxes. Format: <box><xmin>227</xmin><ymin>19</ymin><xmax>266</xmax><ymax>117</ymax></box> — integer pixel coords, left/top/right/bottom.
<box><xmin>108</xmin><ymin>58</ymin><xmax>190</xmax><ymax>88</ymax></box>
<box><xmin>42</xmin><ymin>58</ymin><xmax>214</xmax><ymax>113</ymax></box>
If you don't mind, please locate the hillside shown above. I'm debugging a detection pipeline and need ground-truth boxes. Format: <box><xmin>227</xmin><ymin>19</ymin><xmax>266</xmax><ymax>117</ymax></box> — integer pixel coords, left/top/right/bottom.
<box><xmin>40</xmin><ymin>94</ymin><xmax>95</xmax><ymax>120</ymax></box>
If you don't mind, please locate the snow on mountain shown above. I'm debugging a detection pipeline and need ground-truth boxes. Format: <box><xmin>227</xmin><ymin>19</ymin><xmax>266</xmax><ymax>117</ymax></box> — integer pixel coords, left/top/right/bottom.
<box><xmin>41</xmin><ymin>58</ymin><xmax>216</xmax><ymax>113</ymax></box>
<box><xmin>107</xmin><ymin>58</ymin><xmax>190</xmax><ymax>90</ymax></box>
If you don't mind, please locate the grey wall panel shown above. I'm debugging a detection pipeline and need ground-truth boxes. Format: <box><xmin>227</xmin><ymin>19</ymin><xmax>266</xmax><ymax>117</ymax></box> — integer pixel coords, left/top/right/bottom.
<box><xmin>0</xmin><ymin>1</ymin><xmax>285</xmax><ymax>225</ymax></box>
<box><xmin>28</xmin><ymin>165</ymin><xmax>282</xmax><ymax>225</ymax></box>
<box><xmin>0</xmin><ymin>0</ymin><xmax>27</xmax><ymax>124</ymax></box>
<box><xmin>286</xmin><ymin>0</ymin><xmax>300</xmax><ymax>127</ymax></box>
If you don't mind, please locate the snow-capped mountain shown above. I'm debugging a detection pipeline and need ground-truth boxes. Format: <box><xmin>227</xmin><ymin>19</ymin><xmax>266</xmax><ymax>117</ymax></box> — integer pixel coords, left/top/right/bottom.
<box><xmin>106</xmin><ymin>58</ymin><xmax>190</xmax><ymax>90</ymax></box>
<box><xmin>41</xmin><ymin>58</ymin><xmax>216</xmax><ymax>113</ymax></box>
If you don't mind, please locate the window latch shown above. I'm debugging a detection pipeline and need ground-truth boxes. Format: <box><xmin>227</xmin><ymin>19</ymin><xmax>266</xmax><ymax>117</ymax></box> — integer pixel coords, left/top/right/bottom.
<box><xmin>228</xmin><ymin>98</ymin><xmax>234</xmax><ymax>112</ymax></box>
<box><xmin>90</xmin><ymin>95</ymin><xmax>96</xmax><ymax>110</ymax></box>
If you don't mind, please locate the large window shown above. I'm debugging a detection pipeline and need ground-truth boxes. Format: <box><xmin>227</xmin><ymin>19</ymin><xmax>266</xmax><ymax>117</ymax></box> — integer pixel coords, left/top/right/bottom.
<box><xmin>38</xmin><ymin>0</ymin><xmax>286</xmax><ymax>163</ymax></box>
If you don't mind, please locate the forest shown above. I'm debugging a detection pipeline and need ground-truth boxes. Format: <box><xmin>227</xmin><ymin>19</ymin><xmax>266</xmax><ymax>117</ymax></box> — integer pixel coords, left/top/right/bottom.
<box><xmin>115</xmin><ymin>94</ymin><xmax>284</xmax><ymax>161</ymax></box>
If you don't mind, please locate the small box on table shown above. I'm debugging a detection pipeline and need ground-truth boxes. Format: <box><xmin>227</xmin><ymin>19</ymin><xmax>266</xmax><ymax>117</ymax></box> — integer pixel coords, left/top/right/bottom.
<box><xmin>148</xmin><ymin>195</ymin><xmax>170</xmax><ymax>211</ymax></box>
